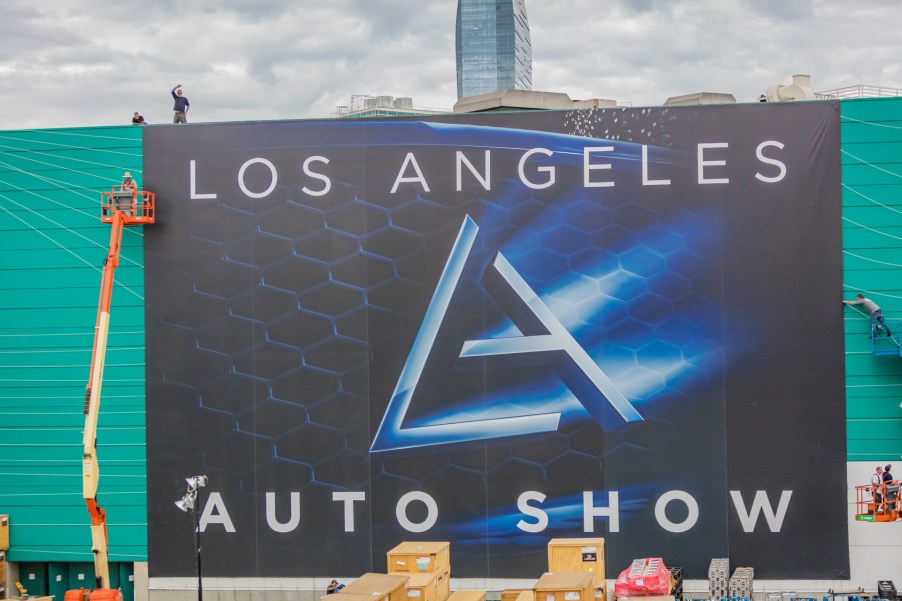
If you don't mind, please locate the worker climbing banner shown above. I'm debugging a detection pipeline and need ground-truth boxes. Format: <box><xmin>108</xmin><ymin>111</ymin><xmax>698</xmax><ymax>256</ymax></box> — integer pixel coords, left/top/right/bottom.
<box><xmin>142</xmin><ymin>101</ymin><xmax>847</xmax><ymax>579</ymax></box>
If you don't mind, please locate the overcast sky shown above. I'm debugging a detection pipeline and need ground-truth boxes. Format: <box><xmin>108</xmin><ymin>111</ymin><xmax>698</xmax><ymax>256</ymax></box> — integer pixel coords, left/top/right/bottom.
<box><xmin>1</xmin><ymin>0</ymin><xmax>900</xmax><ymax>130</ymax></box>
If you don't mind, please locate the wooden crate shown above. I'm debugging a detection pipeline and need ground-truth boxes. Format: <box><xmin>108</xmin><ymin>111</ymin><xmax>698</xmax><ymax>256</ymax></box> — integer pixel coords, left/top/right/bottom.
<box><xmin>534</xmin><ymin>572</ymin><xmax>594</xmax><ymax>601</ymax></box>
<box><xmin>407</xmin><ymin>572</ymin><xmax>438</xmax><ymax>601</ymax></box>
<box><xmin>323</xmin><ymin>594</ymin><xmax>383</xmax><ymax>601</ymax></box>
<box><xmin>547</xmin><ymin>538</ymin><xmax>605</xmax><ymax>587</ymax></box>
<box><xmin>437</xmin><ymin>570</ymin><xmax>450</xmax><ymax>601</ymax></box>
<box><xmin>502</xmin><ymin>591</ymin><xmax>534</xmax><ymax>601</ymax></box>
<box><xmin>0</xmin><ymin>515</ymin><xmax>8</xmax><ymax>551</ymax></box>
<box><xmin>342</xmin><ymin>573</ymin><xmax>410</xmax><ymax>601</ymax></box>
<box><xmin>447</xmin><ymin>591</ymin><xmax>486</xmax><ymax>601</ymax></box>
<box><xmin>387</xmin><ymin>542</ymin><xmax>451</xmax><ymax>574</ymax></box>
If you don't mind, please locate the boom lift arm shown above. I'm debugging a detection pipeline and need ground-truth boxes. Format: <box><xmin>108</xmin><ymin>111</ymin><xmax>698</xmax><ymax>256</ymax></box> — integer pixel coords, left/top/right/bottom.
<box><xmin>78</xmin><ymin>185</ymin><xmax>154</xmax><ymax>594</ymax></box>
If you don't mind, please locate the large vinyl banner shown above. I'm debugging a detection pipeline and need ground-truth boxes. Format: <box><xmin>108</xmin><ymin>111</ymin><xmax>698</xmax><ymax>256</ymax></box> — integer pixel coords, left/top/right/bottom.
<box><xmin>143</xmin><ymin>102</ymin><xmax>847</xmax><ymax>579</ymax></box>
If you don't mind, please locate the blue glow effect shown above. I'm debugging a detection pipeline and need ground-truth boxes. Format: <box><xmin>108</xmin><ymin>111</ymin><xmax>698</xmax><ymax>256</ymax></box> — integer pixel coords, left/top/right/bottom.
<box><xmin>360</xmin><ymin>121</ymin><xmax>722</xmax><ymax>453</ymax></box>
<box><xmin>460</xmin><ymin>252</ymin><xmax>642</xmax><ymax>423</ymax></box>
<box><xmin>370</xmin><ymin>216</ymin><xmax>563</xmax><ymax>453</ymax></box>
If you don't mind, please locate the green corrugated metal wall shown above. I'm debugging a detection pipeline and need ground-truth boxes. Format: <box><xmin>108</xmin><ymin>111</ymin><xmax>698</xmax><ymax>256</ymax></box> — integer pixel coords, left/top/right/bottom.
<box><xmin>841</xmin><ymin>97</ymin><xmax>902</xmax><ymax>460</ymax></box>
<box><xmin>0</xmin><ymin>126</ymin><xmax>147</xmax><ymax>565</ymax></box>
<box><xmin>0</xmin><ymin>100</ymin><xmax>900</xmax><ymax>566</ymax></box>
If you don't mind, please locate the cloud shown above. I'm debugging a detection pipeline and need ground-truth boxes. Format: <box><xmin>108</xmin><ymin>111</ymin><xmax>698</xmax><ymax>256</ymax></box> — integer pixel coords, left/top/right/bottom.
<box><xmin>0</xmin><ymin>0</ymin><xmax>899</xmax><ymax>129</ymax></box>
<box><xmin>529</xmin><ymin>0</ymin><xmax>902</xmax><ymax>105</ymax></box>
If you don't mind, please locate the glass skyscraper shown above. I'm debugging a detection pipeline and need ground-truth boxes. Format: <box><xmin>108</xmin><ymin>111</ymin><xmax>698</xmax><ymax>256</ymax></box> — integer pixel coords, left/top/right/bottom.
<box><xmin>456</xmin><ymin>0</ymin><xmax>533</xmax><ymax>99</ymax></box>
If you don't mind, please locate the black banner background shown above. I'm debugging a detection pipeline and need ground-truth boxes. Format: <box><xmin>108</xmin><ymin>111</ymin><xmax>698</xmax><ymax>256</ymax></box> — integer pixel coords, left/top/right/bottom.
<box><xmin>143</xmin><ymin>102</ymin><xmax>847</xmax><ymax>579</ymax></box>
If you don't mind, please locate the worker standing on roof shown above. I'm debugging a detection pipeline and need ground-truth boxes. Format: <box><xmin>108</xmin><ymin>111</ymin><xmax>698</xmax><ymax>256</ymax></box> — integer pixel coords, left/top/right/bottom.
<box><xmin>844</xmin><ymin>293</ymin><xmax>891</xmax><ymax>337</ymax></box>
<box><xmin>171</xmin><ymin>84</ymin><xmax>190</xmax><ymax>123</ymax></box>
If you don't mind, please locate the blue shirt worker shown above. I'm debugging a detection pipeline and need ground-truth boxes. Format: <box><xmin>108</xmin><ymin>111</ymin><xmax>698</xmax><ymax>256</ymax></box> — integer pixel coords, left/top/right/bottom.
<box><xmin>844</xmin><ymin>293</ymin><xmax>891</xmax><ymax>337</ymax></box>
<box><xmin>171</xmin><ymin>84</ymin><xmax>190</xmax><ymax>123</ymax></box>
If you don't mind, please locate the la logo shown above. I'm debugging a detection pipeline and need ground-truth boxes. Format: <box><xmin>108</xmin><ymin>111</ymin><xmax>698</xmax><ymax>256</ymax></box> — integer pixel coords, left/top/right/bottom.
<box><xmin>370</xmin><ymin>215</ymin><xmax>643</xmax><ymax>453</ymax></box>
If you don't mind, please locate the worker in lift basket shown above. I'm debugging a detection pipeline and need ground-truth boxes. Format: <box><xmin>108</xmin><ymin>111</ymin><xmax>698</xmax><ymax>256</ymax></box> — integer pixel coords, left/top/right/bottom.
<box><xmin>116</xmin><ymin>171</ymin><xmax>137</xmax><ymax>214</ymax></box>
<box><xmin>120</xmin><ymin>172</ymin><xmax>136</xmax><ymax>194</ymax></box>
<box><xmin>872</xmin><ymin>465</ymin><xmax>884</xmax><ymax>513</ymax></box>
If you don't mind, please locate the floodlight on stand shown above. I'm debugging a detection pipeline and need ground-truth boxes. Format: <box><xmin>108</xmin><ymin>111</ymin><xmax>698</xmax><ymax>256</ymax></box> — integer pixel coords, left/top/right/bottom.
<box><xmin>186</xmin><ymin>475</ymin><xmax>208</xmax><ymax>489</ymax></box>
<box><xmin>175</xmin><ymin>492</ymin><xmax>196</xmax><ymax>512</ymax></box>
<box><xmin>174</xmin><ymin>475</ymin><xmax>207</xmax><ymax>601</ymax></box>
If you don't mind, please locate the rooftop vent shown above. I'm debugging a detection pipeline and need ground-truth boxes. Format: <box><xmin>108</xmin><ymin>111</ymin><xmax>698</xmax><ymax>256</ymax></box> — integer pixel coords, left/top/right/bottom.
<box><xmin>764</xmin><ymin>74</ymin><xmax>815</xmax><ymax>102</ymax></box>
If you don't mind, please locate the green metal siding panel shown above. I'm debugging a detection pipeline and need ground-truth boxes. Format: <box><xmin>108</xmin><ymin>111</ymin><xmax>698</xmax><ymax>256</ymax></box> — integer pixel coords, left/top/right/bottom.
<box><xmin>119</xmin><ymin>563</ymin><xmax>135</xmax><ymax>601</ymax></box>
<box><xmin>843</xmin><ymin>205</ymin><xmax>902</xmax><ymax>227</ymax></box>
<box><xmin>0</xmin><ymin>125</ymin><xmax>147</xmax><ymax>563</ymax></box>
<box><xmin>48</xmin><ymin>563</ymin><xmax>69</xmax><ymax>600</ymax></box>
<box><xmin>848</xmin><ymin>439</ymin><xmax>902</xmax><ymax>459</ymax></box>
<box><xmin>0</xmin><ymin>348</ymin><xmax>145</xmax><ymax>372</ymax></box>
<box><xmin>842</xmin><ymin>97</ymin><xmax>902</xmax><ymax>461</ymax></box>
<box><xmin>846</xmin><ymin>382</ymin><xmax>902</xmax><ymax>398</ymax></box>
<box><xmin>68</xmin><ymin>562</ymin><xmax>96</xmax><ymax>589</ymax></box>
<box><xmin>847</xmin><ymin>419</ymin><xmax>902</xmax><ymax>440</ymax></box>
<box><xmin>0</xmin><ymin>308</ymin><xmax>145</xmax><ymax>330</ymax></box>
<box><xmin>0</xmin><ymin>168</ymin><xmax>125</xmax><ymax>192</ymax></box>
<box><xmin>841</xmin><ymin>142</ymin><xmax>902</xmax><ymax>165</ymax></box>
<box><xmin>846</xmin><ymin>397</ymin><xmax>902</xmax><ymax>418</ymax></box>
<box><xmin>844</xmin><ymin>353</ymin><xmax>902</xmax><ymax>375</ymax></box>
<box><xmin>841</xmin><ymin>110</ymin><xmax>902</xmax><ymax>142</ymax></box>
<box><xmin>843</xmin><ymin>183</ymin><xmax>902</xmax><ymax>207</ymax></box>
<box><xmin>19</xmin><ymin>562</ymin><xmax>49</xmax><ymax>596</ymax></box>
<box><xmin>1</xmin><ymin>429</ymin><xmax>142</xmax><ymax>446</ymax></box>
<box><xmin>14</xmin><ymin>526</ymin><xmax>147</xmax><ymax>547</ymax></box>
<box><xmin>838</xmin><ymin>96</ymin><xmax>902</xmax><ymax>121</ymax></box>
<box><xmin>0</xmin><ymin>145</ymin><xmax>143</xmax><ymax>173</ymax></box>
<box><xmin>0</xmin><ymin>284</ymin><xmax>145</xmax><ymax>310</ymax></box>
<box><xmin>0</xmin><ymin>272</ymin><xmax>143</xmax><ymax>293</ymax></box>
<box><xmin>842</xmin><ymin>163</ymin><xmax>902</xmax><ymax>186</ymax></box>
<box><xmin>842</xmin><ymin>248</ymin><xmax>902</xmax><ymax>271</ymax></box>
<box><xmin>0</xmin><ymin>129</ymin><xmax>144</xmax><ymax>151</ymax></box>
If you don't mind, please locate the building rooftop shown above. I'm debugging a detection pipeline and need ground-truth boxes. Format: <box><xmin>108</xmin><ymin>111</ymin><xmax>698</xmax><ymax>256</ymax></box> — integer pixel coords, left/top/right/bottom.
<box><xmin>814</xmin><ymin>84</ymin><xmax>902</xmax><ymax>99</ymax></box>
<box><xmin>334</xmin><ymin>94</ymin><xmax>449</xmax><ymax>118</ymax></box>
<box><xmin>454</xmin><ymin>89</ymin><xmax>617</xmax><ymax>113</ymax></box>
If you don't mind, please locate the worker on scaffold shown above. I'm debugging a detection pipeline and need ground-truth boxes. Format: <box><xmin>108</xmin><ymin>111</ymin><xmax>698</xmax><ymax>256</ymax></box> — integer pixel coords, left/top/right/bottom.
<box><xmin>844</xmin><ymin>293</ymin><xmax>892</xmax><ymax>337</ymax></box>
